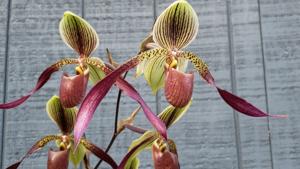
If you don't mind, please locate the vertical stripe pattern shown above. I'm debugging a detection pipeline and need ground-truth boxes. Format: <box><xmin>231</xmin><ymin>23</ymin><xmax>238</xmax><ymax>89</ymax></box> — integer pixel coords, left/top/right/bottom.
<box><xmin>59</xmin><ymin>11</ymin><xmax>99</xmax><ymax>57</ymax></box>
<box><xmin>153</xmin><ymin>0</ymin><xmax>199</xmax><ymax>50</ymax></box>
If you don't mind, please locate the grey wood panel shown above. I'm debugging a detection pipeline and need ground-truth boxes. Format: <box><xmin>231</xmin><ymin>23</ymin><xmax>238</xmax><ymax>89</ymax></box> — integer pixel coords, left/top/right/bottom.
<box><xmin>231</xmin><ymin>1</ymin><xmax>273</xmax><ymax>169</ymax></box>
<box><xmin>260</xmin><ymin>0</ymin><xmax>300</xmax><ymax>168</ymax></box>
<box><xmin>84</xmin><ymin>0</ymin><xmax>156</xmax><ymax>168</ymax></box>
<box><xmin>2</xmin><ymin>1</ymin><xmax>82</xmax><ymax>168</ymax></box>
<box><xmin>157</xmin><ymin>1</ymin><xmax>238</xmax><ymax>169</ymax></box>
<box><xmin>0</xmin><ymin>0</ymin><xmax>8</xmax><ymax>167</ymax></box>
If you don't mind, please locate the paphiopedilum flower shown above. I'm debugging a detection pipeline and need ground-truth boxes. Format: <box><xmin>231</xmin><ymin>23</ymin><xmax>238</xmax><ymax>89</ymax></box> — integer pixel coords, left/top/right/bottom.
<box><xmin>6</xmin><ymin>96</ymin><xmax>118</xmax><ymax>169</ymax></box>
<box><xmin>118</xmin><ymin>101</ymin><xmax>192</xmax><ymax>169</ymax></box>
<box><xmin>0</xmin><ymin>11</ymin><xmax>167</xmax><ymax>147</ymax></box>
<box><xmin>78</xmin><ymin>0</ymin><xmax>286</xmax><ymax>132</ymax></box>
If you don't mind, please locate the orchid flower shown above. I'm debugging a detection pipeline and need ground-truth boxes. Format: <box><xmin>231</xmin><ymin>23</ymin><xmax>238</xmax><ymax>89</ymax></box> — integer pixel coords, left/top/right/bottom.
<box><xmin>118</xmin><ymin>101</ymin><xmax>192</xmax><ymax>169</ymax></box>
<box><xmin>7</xmin><ymin>96</ymin><xmax>117</xmax><ymax>169</ymax></box>
<box><xmin>0</xmin><ymin>11</ymin><xmax>167</xmax><ymax>146</ymax></box>
<box><xmin>77</xmin><ymin>1</ymin><xmax>286</xmax><ymax>140</ymax></box>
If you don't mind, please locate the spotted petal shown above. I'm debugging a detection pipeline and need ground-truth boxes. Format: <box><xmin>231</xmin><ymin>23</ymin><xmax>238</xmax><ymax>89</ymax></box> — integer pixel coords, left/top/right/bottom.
<box><xmin>59</xmin><ymin>11</ymin><xmax>99</xmax><ymax>57</ymax></box>
<box><xmin>153</xmin><ymin>0</ymin><xmax>199</xmax><ymax>50</ymax></box>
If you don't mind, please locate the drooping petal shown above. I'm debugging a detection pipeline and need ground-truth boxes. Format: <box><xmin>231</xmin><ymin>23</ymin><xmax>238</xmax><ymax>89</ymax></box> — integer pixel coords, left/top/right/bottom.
<box><xmin>153</xmin><ymin>0</ymin><xmax>199</xmax><ymax>50</ymax></box>
<box><xmin>47</xmin><ymin>149</ymin><xmax>69</xmax><ymax>169</ymax></box>
<box><xmin>152</xmin><ymin>139</ymin><xmax>180</xmax><ymax>169</ymax></box>
<box><xmin>165</xmin><ymin>68</ymin><xmax>194</xmax><ymax>107</ymax></box>
<box><xmin>0</xmin><ymin>58</ymin><xmax>78</xmax><ymax>109</ymax></box>
<box><xmin>158</xmin><ymin>100</ymin><xmax>192</xmax><ymax>128</ymax></box>
<box><xmin>7</xmin><ymin>135</ymin><xmax>61</xmax><ymax>169</ymax></box>
<box><xmin>59</xmin><ymin>68</ymin><xmax>89</xmax><ymax>108</ymax></box>
<box><xmin>80</xmin><ymin>139</ymin><xmax>118</xmax><ymax>169</ymax></box>
<box><xmin>180</xmin><ymin>51</ymin><xmax>287</xmax><ymax>118</ymax></box>
<box><xmin>74</xmin><ymin>49</ymin><xmax>168</xmax><ymax>146</ymax></box>
<box><xmin>46</xmin><ymin>96</ymin><xmax>77</xmax><ymax>134</ymax></box>
<box><xmin>59</xmin><ymin>11</ymin><xmax>99</xmax><ymax>57</ymax></box>
<box><xmin>144</xmin><ymin>56</ymin><xmax>167</xmax><ymax>94</ymax></box>
<box><xmin>119</xmin><ymin>131</ymin><xmax>159</xmax><ymax>169</ymax></box>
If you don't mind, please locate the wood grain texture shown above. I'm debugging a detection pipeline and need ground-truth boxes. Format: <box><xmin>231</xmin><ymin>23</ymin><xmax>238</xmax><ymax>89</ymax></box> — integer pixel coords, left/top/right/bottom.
<box><xmin>0</xmin><ymin>0</ymin><xmax>8</xmax><ymax>166</ymax></box>
<box><xmin>231</xmin><ymin>1</ymin><xmax>273</xmax><ymax>169</ymax></box>
<box><xmin>260</xmin><ymin>0</ymin><xmax>300</xmax><ymax>168</ymax></box>
<box><xmin>2</xmin><ymin>0</ymin><xmax>82</xmax><ymax>168</ymax></box>
<box><xmin>157</xmin><ymin>1</ymin><xmax>238</xmax><ymax>169</ymax></box>
<box><xmin>84</xmin><ymin>0</ymin><xmax>156</xmax><ymax>168</ymax></box>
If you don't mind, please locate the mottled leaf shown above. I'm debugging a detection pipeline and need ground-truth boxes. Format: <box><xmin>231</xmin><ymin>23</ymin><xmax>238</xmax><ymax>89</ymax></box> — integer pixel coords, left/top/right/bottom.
<box><xmin>153</xmin><ymin>0</ymin><xmax>199</xmax><ymax>50</ymax></box>
<box><xmin>59</xmin><ymin>11</ymin><xmax>99</xmax><ymax>57</ymax></box>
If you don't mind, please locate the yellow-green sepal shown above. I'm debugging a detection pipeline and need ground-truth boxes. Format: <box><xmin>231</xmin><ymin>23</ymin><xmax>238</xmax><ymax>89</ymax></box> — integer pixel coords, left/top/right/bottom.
<box><xmin>153</xmin><ymin>0</ymin><xmax>199</xmax><ymax>50</ymax></box>
<box><xmin>86</xmin><ymin>57</ymin><xmax>106</xmax><ymax>84</ymax></box>
<box><xmin>59</xmin><ymin>11</ymin><xmax>99</xmax><ymax>57</ymax></box>
<box><xmin>144</xmin><ymin>56</ymin><xmax>166</xmax><ymax>94</ymax></box>
<box><xmin>69</xmin><ymin>142</ymin><xmax>86</xmax><ymax>168</ymax></box>
<box><xmin>46</xmin><ymin>96</ymin><xmax>77</xmax><ymax>134</ymax></box>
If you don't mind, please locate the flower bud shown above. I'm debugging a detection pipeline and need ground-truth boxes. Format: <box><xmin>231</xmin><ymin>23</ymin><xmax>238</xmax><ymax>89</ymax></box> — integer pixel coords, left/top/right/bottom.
<box><xmin>165</xmin><ymin>68</ymin><xmax>194</xmax><ymax>107</ymax></box>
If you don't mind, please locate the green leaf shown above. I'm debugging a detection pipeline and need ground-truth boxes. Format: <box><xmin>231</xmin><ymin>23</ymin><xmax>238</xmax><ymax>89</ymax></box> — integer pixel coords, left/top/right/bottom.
<box><xmin>153</xmin><ymin>0</ymin><xmax>199</xmax><ymax>50</ymax></box>
<box><xmin>158</xmin><ymin>100</ymin><xmax>192</xmax><ymax>128</ymax></box>
<box><xmin>86</xmin><ymin>57</ymin><xmax>106</xmax><ymax>84</ymax></box>
<box><xmin>144</xmin><ymin>56</ymin><xmax>166</xmax><ymax>94</ymax></box>
<box><xmin>59</xmin><ymin>11</ymin><xmax>99</xmax><ymax>57</ymax></box>
<box><xmin>69</xmin><ymin>142</ymin><xmax>86</xmax><ymax>168</ymax></box>
<box><xmin>124</xmin><ymin>131</ymin><xmax>159</xmax><ymax>169</ymax></box>
<box><xmin>46</xmin><ymin>95</ymin><xmax>77</xmax><ymax>134</ymax></box>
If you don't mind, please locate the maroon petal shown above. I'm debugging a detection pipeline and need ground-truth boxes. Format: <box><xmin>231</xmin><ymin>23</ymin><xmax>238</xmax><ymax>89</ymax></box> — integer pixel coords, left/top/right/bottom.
<box><xmin>6</xmin><ymin>135</ymin><xmax>61</xmax><ymax>169</ymax></box>
<box><xmin>74</xmin><ymin>58</ymin><xmax>167</xmax><ymax>146</ymax></box>
<box><xmin>203</xmin><ymin>70</ymin><xmax>287</xmax><ymax>118</ymax></box>
<box><xmin>0</xmin><ymin>59</ymin><xmax>78</xmax><ymax>109</ymax></box>
<box><xmin>80</xmin><ymin>139</ymin><xmax>117</xmax><ymax>169</ymax></box>
<box><xmin>59</xmin><ymin>69</ymin><xmax>89</xmax><ymax>108</ymax></box>
<box><xmin>165</xmin><ymin>68</ymin><xmax>194</xmax><ymax>107</ymax></box>
<box><xmin>47</xmin><ymin>149</ymin><xmax>69</xmax><ymax>169</ymax></box>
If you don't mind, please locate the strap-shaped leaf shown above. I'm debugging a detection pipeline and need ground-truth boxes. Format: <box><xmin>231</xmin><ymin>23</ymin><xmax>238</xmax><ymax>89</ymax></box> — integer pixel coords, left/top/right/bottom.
<box><xmin>7</xmin><ymin>135</ymin><xmax>61</xmax><ymax>169</ymax></box>
<box><xmin>153</xmin><ymin>0</ymin><xmax>199</xmax><ymax>50</ymax></box>
<box><xmin>46</xmin><ymin>96</ymin><xmax>77</xmax><ymax>134</ymax></box>
<box><xmin>119</xmin><ymin>131</ymin><xmax>159</xmax><ymax>169</ymax></box>
<box><xmin>158</xmin><ymin>100</ymin><xmax>192</xmax><ymax>128</ymax></box>
<box><xmin>0</xmin><ymin>58</ymin><xmax>78</xmax><ymax>109</ymax></box>
<box><xmin>59</xmin><ymin>11</ymin><xmax>99</xmax><ymax>57</ymax></box>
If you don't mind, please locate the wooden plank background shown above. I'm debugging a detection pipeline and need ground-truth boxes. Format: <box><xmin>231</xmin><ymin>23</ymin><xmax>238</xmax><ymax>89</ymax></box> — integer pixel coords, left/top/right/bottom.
<box><xmin>0</xmin><ymin>0</ymin><xmax>299</xmax><ymax>169</ymax></box>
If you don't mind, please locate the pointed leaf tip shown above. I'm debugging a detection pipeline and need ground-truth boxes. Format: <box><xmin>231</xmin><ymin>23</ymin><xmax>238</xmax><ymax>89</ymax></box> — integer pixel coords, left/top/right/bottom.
<box><xmin>60</xmin><ymin>11</ymin><xmax>99</xmax><ymax>57</ymax></box>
